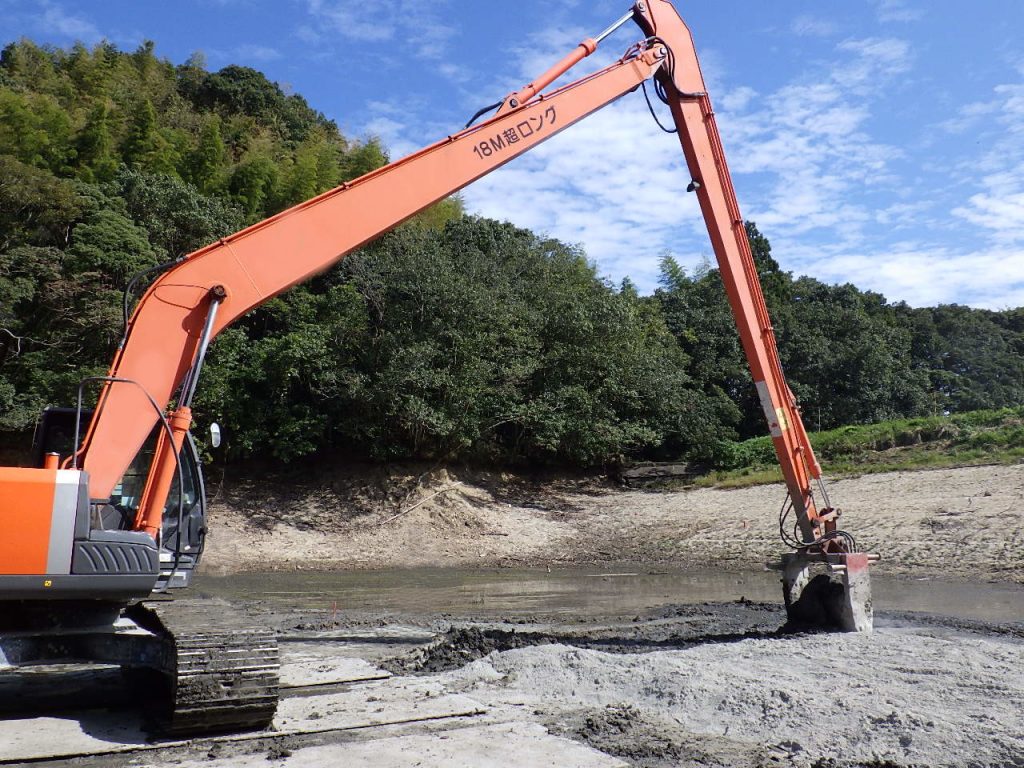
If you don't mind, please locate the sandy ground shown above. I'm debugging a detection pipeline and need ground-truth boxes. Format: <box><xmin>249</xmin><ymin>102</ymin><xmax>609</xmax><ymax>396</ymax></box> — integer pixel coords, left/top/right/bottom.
<box><xmin>6</xmin><ymin>602</ymin><xmax>1019</xmax><ymax>768</ymax></box>
<box><xmin>203</xmin><ymin>462</ymin><xmax>1024</xmax><ymax>582</ymax></box>
<box><xmin>436</xmin><ymin>621</ymin><xmax>1024</xmax><ymax>767</ymax></box>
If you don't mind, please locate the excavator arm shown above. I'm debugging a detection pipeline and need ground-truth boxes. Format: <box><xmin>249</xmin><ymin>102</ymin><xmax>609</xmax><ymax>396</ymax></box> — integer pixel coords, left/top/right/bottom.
<box><xmin>10</xmin><ymin>0</ymin><xmax>871</xmax><ymax>630</ymax></box>
<box><xmin>77</xmin><ymin>38</ymin><xmax>669</xmax><ymax>512</ymax></box>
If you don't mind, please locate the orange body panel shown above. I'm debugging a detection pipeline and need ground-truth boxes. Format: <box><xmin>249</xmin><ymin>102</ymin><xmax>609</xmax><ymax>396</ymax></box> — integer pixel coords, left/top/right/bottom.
<box><xmin>0</xmin><ymin>468</ymin><xmax>57</xmax><ymax>575</ymax></box>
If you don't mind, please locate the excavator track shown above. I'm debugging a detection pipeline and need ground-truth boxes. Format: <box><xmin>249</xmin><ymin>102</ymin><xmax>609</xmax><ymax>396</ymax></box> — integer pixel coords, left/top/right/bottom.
<box><xmin>125</xmin><ymin>600</ymin><xmax>279</xmax><ymax>735</ymax></box>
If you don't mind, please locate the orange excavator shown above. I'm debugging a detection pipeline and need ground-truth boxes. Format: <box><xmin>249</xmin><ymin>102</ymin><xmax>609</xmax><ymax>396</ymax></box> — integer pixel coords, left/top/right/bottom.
<box><xmin>0</xmin><ymin>0</ymin><xmax>874</xmax><ymax>733</ymax></box>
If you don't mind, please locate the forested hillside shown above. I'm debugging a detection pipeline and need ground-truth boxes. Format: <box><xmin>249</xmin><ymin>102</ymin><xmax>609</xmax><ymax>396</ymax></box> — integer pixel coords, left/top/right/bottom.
<box><xmin>1</xmin><ymin>39</ymin><xmax>1022</xmax><ymax>468</ymax></box>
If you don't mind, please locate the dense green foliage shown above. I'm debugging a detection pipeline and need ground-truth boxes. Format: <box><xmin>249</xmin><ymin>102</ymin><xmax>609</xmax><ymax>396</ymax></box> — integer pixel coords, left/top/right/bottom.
<box><xmin>1</xmin><ymin>39</ymin><xmax>1021</xmax><ymax>469</ymax></box>
<box><xmin>197</xmin><ymin>220</ymin><xmax>722</xmax><ymax>464</ymax></box>
<box><xmin>655</xmin><ymin>223</ymin><xmax>1024</xmax><ymax>452</ymax></box>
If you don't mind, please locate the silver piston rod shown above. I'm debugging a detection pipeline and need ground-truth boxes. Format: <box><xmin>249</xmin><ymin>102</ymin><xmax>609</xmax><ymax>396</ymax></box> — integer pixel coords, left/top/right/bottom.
<box><xmin>179</xmin><ymin>286</ymin><xmax>226</xmax><ymax>409</ymax></box>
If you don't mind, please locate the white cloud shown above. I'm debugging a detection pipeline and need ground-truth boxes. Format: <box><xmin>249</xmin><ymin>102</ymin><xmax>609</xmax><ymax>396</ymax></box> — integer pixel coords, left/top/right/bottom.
<box><xmin>305</xmin><ymin>0</ymin><xmax>392</xmax><ymax>42</ymax></box>
<box><xmin>948</xmin><ymin>80</ymin><xmax>1024</xmax><ymax>247</ymax></box>
<box><xmin>791</xmin><ymin>16</ymin><xmax>836</xmax><ymax>38</ymax></box>
<box><xmin>794</xmin><ymin>242</ymin><xmax>1024</xmax><ymax>309</ymax></box>
<box><xmin>939</xmin><ymin>99</ymin><xmax>1000</xmax><ymax>134</ymax></box>
<box><xmin>38</xmin><ymin>2</ymin><xmax>101</xmax><ymax>44</ymax></box>
<box><xmin>348</xmin><ymin>11</ymin><xmax>1022</xmax><ymax>309</ymax></box>
<box><xmin>233</xmin><ymin>44</ymin><xmax>282</xmax><ymax>63</ymax></box>
<box><xmin>463</xmin><ymin>95</ymin><xmax>702</xmax><ymax>291</ymax></box>
<box><xmin>720</xmin><ymin>86</ymin><xmax>757</xmax><ymax>113</ymax></box>
<box><xmin>874</xmin><ymin>201</ymin><xmax>934</xmax><ymax>228</ymax></box>
<box><xmin>953</xmin><ymin>191</ymin><xmax>1024</xmax><ymax>244</ymax></box>
<box><xmin>719</xmin><ymin>38</ymin><xmax>908</xmax><ymax>248</ymax></box>
<box><xmin>303</xmin><ymin>0</ymin><xmax>455</xmax><ymax>62</ymax></box>
<box><xmin>351</xmin><ymin>25</ymin><xmax>918</xmax><ymax>294</ymax></box>
<box><xmin>834</xmin><ymin>38</ymin><xmax>912</xmax><ymax>91</ymax></box>
<box><xmin>872</xmin><ymin>0</ymin><xmax>924</xmax><ymax>23</ymax></box>
<box><xmin>447</xmin><ymin>25</ymin><xmax>709</xmax><ymax>290</ymax></box>
<box><xmin>361</xmin><ymin>115</ymin><xmax>418</xmax><ymax>159</ymax></box>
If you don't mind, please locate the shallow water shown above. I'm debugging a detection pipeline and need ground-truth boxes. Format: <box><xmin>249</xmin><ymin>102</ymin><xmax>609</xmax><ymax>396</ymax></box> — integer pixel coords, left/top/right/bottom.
<box><xmin>194</xmin><ymin>566</ymin><xmax>1024</xmax><ymax>623</ymax></box>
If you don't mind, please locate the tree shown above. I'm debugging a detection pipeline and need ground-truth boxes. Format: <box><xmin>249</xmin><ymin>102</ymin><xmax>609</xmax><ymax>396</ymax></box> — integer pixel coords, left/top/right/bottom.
<box><xmin>187</xmin><ymin>116</ymin><xmax>225</xmax><ymax>193</ymax></box>
<box><xmin>745</xmin><ymin>220</ymin><xmax>790</xmax><ymax>308</ymax></box>
<box><xmin>66</xmin><ymin>208</ymin><xmax>156</xmax><ymax>283</ymax></box>
<box><xmin>338</xmin><ymin>138</ymin><xmax>388</xmax><ymax>182</ymax></box>
<box><xmin>0</xmin><ymin>156</ymin><xmax>80</xmax><ymax>250</ymax></box>
<box><xmin>229</xmin><ymin>155</ymin><xmax>280</xmax><ymax>220</ymax></box>
<box><xmin>191</xmin><ymin>65</ymin><xmax>330</xmax><ymax>143</ymax></box>
<box><xmin>0</xmin><ymin>90</ymin><xmax>74</xmax><ymax>173</ymax></box>
<box><xmin>66</xmin><ymin>43</ymin><xmax>111</xmax><ymax>98</ymax></box>
<box><xmin>774</xmin><ymin>278</ymin><xmax>928</xmax><ymax>428</ymax></box>
<box><xmin>655</xmin><ymin>254</ymin><xmax>746</xmax><ymax>440</ymax></box>
<box><xmin>915</xmin><ymin>305</ymin><xmax>1024</xmax><ymax>412</ymax></box>
<box><xmin>0</xmin><ymin>40</ymin><xmax>61</xmax><ymax>95</ymax></box>
<box><xmin>121</xmin><ymin>98</ymin><xmax>158</xmax><ymax>168</ymax></box>
<box><xmin>111</xmin><ymin>168</ymin><xmax>244</xmax><ymax>259</ymax></box>
<box><xmin>281</xmin><ymin>140</ymin><xmax>321</xmax><ymax>205</ymax></box>
<box><xmin>76</xmin><ymin>101</ymin><xmax>118</xmax><ymax>182</ymax></box>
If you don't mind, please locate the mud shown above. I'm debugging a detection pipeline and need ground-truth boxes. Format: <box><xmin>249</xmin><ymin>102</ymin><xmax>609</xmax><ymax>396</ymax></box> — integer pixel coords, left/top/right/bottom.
<box><xmin>432</xmin><ymin>611</ymin><xmax>1024</xmax><ymax>767</ymax></box>
<box><xmin>195</xmin><ymin>565</ymin><xmax>1024</xmax><ymax>624</ymax></box>
<box><xmin>2</xmin><ymin>594</ymin><xmax>1022</xmax><ymax>768</ymax></box>
<box><xmin>559</xmin><ymin>704</ymin><xmax>768</xmax><ymax>768</ymax></box>
<box><xmin>383</xmin><ymin>601</ymin><xmax>784</xmax><ymax>675</ymax></box>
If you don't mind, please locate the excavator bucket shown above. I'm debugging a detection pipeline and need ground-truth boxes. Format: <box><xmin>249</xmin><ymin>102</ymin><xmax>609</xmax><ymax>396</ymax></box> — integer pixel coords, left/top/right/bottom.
<box><xmin>780</xmin><ymin>552</ymin><xmax>873</xmax><ymax>632</ymax></box>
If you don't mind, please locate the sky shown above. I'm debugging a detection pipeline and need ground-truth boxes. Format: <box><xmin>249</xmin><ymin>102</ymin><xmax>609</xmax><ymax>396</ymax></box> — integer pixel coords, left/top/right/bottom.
<box><xmin>2</xmin><ymin>1</ymin><xmax>1023</xmax><ymax>309</ymax></box>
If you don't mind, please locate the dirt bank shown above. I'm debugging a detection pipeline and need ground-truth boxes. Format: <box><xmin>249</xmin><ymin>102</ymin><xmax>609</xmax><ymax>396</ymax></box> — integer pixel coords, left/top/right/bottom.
<box><xmin>202</xmin><ymin>462</ymin><xmax>1024</xmax><ymax>583</ymax></box>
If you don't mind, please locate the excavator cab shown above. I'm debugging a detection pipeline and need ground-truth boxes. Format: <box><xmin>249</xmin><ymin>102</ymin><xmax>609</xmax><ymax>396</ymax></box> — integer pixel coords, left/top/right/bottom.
<box><xmin>0</xmin><ymin>410</ymin><xmax>275</xmax><ymax>735</ymax></box>
<box><xmin>25</xmin><ymin>407</ymin><xmax>207</xmax><ymax>595</ymax></box>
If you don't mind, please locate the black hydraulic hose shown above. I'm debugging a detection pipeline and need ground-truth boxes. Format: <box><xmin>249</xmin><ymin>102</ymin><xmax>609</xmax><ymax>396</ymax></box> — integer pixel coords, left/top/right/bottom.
<box><xmin>465</xmin><ymin>100</ymin><xmax>505</xmax><ymax>128</ymax></box>
<box><xmin>642</xmin><ymin>80</ymin><xmax>676</xmax><ymax>133</ymax></box>
<box><xmin>121</xmin><ymin>258</ymin><xmax>182</xmax><ymax>342</ymax></box>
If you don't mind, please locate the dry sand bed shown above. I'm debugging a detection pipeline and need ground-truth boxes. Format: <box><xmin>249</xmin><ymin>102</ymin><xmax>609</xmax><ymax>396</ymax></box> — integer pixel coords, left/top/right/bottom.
<box><xmin>434</xmin><ymin>623</ymin><xmax>1024</xmax><ymax>767</ymax></box>
<box><xmin>204</xmin><ymin>463</ymin><xmax>1024</xmax><ymax>582</ymax></box>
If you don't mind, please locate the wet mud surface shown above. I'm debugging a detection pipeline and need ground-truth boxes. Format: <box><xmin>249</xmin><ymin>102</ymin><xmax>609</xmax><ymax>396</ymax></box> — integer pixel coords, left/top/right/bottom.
<box><xmin>382</xmin><ymin>601</ymin><xmax>785</xmax><ymax>675</ymax></box>
<box><xmin>202</xmin><ymin>463</ymin><xmax>1024</xmax><ymax>585</ymax></box>
<box><xmin>381</xmin><ymin>603</ymin><xmax>1024</xmax><ymax>680</ymax></box>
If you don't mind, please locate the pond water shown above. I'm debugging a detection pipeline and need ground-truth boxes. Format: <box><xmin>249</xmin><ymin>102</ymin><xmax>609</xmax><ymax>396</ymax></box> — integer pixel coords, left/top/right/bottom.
<box><xmin>194</xmin><ymin>566</ymin><xmax>1024</xmax><ymax>623</ymax></box>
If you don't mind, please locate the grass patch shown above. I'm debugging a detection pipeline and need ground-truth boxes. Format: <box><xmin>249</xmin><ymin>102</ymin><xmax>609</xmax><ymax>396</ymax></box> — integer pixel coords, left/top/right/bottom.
<box><xmin>698</xmin><ymin>407</ymin><xmax>1024</xmax><ymax>489</ymax></box>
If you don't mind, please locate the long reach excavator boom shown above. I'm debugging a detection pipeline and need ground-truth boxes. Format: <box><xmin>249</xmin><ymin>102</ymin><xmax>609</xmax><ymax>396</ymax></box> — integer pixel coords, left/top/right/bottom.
<box><xmin>0</xmin><ymin>0</ymin><xmax>874</xmax><ymax>736</ymax></box>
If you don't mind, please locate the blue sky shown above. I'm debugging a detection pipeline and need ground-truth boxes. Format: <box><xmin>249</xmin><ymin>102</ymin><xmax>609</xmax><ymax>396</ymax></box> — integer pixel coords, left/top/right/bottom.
<box><xmin>2</xmin><ymin>1</ymin><xmax>1023</xmax><ymax>309</ymax></box>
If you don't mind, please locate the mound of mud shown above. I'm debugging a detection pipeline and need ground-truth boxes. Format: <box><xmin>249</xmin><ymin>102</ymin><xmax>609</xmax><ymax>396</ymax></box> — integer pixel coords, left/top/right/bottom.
<box><xmin>386</xmin><ymin>601</ymin><xmax>791</xmax><ymax>675</ymax></box>
<box><xmin>563</xmin><ymin>704</ymin><xmax>767</xmax><ymax>768</ymax></box>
